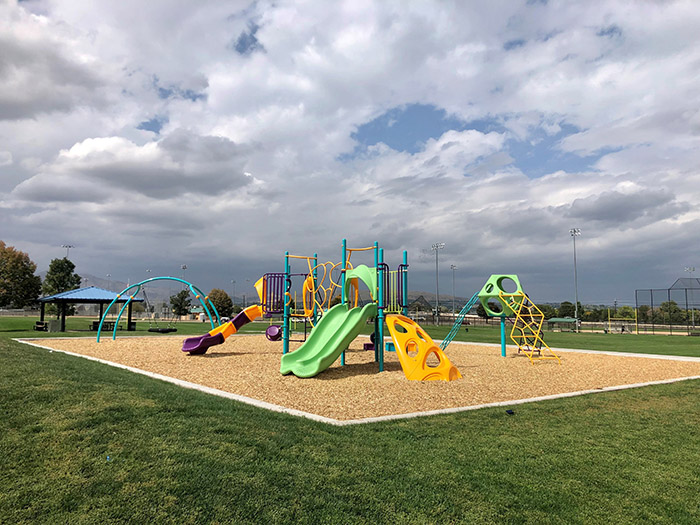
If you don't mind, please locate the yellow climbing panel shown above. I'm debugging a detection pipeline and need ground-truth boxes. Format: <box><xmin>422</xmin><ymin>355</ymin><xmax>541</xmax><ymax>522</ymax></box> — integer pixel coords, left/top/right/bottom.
<box><xmin>385</xmin><ymin>314</ymin><xmax>462</xmax><ymax>381</ymax></box>
<box><xmin>500</xmin><ymin>292</ymin><xmax>561</xmax><ymax>365</ymax></box>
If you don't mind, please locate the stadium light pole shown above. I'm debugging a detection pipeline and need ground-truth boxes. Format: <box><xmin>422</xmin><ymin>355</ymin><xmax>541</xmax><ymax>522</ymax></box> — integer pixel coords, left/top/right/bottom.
<box><xmin>231</xmin><ymin>280</ymin><xmax>236</xmax><ymax>307</ymax></box>
<box><xmin>61</xmin><ymin>244</ymin><xmax>74</xmax><ymax>258</ymax></box>
<box><xmin>431</xmin><ymin>242</ymin><xmax>445</xmax><ymax>325</ymax></box>
<box><xmin>686</xmin><ymin>266</ymin><xmax>696</xmax><ymax>328</ymax></box>
<box><xmin>450</xmin><ymin>264</ymin><xmax>457</xmax><ymax>319</ymax></box>
<box><xmin>181</xmin><ymin>264</ymin><xmax>187</xmax><ymax>290</ymax></box>
<box><xmin>570</xmin><ymin>228</ymin><xmax>581</xmax><ymax>332</ymax></box>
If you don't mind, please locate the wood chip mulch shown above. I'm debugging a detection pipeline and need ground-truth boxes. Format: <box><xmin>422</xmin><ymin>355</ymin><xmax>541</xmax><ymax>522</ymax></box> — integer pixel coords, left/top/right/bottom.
<box><xmin>28</xmin><ymin>335</ymin><xmax>700</xmax><ymax>421</ymax></box>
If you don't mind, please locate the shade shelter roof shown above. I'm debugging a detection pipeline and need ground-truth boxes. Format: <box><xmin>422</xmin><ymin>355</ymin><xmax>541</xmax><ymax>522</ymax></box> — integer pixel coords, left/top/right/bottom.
<box><xmin>669</xmin><ymin>278</ymin><xmax>700</xmax><ymax>290</ymax></box>
<box><xmin>38</xmin><ymin>286</ymin><xmax>142</xmax><ymax>332</ymax></box>
<box><xmin>39</xmin><ymin>286</ymin><xmax>143</xmax><ymax>304</ymax></box>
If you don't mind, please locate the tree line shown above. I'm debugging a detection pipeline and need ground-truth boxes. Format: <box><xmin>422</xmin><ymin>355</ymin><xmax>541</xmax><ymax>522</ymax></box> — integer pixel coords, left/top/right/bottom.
<box><xmin>0</xmin><ymin>241</ymin><xmax>238</xmax><ymax>320</ymax></box>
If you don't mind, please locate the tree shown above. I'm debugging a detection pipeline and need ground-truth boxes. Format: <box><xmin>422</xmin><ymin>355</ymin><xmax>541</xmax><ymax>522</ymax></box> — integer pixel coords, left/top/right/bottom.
<box><xmin>0</xmin><ymin>241</ymin><xmax>42</xmax><ymax>308</ymax></box>
<box><xmin>558</xmin><ymin>301</ymin><xmax>575</xmax><ymax>318</ymax></box>
<box><xmin>208</xmin><ymin>288</ymin><xmax>233</xmax><ymax>318</ymax></box>
<box><xmin>658</xmin><ymin>300</ymin><xmax>685</xmax><ymax>325</ymax></box>
<box><xmin>42</xmin><ymin>257</ymin><xmax>81</xmax><ymax>314</ymax></box>
<box><xmin>42</xmin><ymin>258</ymin><xmax>82</xmax><ymax>296</ymax></box>
<box><xmin>170</xmin><ymin>290</ymin><xmax>192</xmax><ymax>316</ymax></box>
<box><xmin>536</xmin><ymin>304</ymin><xmax>557</xmax><ymax>319</ymax></box>
<box><xmin>476</xmin><ymin>301</ymin><xmax>502</xmax><ymax>318</ymax></box>
<box><xmin>637</xmin><ymin>305</ymin><xmax>650</xmax><ymax>324</ymax></box>
<box><xmin>582</xmin><ymin>307</ymin><xmax>605</xmax><ymax>322</ymax></box>
<box><xmin>616</xmin><ymin>306</ymin><xmax>636</xmax><ymax>319</ymax></box>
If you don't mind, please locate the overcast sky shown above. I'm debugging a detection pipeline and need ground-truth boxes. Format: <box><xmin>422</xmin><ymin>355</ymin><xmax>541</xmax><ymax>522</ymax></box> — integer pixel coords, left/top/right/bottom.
<box><xmin>2</xmin><ymin>0</ymin><xmax>700</xmax><ymax>306</ymax></box>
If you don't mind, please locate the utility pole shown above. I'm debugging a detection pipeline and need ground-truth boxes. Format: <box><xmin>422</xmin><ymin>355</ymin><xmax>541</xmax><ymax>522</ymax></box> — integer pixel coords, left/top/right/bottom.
<box><xmin>450</xmin><ymin>264</ymin><xmax>457</xmax><ymax>319</ymax></box>
<box><xmin>570</xmin><ymin>228</ymin><xmax>581</xmax><ymax>333</ymax></box>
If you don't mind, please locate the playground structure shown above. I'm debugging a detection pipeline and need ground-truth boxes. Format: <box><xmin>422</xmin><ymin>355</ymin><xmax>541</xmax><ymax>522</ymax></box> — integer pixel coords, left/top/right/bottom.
<box><xmin>441</xmin><ymin>274</ymin><xmax>561</xmax><ymax>365</ymax></box>
<box><xmin>278</xmin><ymin>240</ymin><xmax>459</xmax><ymax>380</ymax></box>
<box><xmin>182</xmin><ymin>239</ymin><xmax>462</xmax><ymax>381</ymax></box>
<box><xmin>96</xmin><ymin>277</ymin><xmax>221</xmax><ymax>343</ymax></box>
<box><xmin>101</xmin><ymin>247</ymin><xmax>558</xmax><ymax>379</ymax></box>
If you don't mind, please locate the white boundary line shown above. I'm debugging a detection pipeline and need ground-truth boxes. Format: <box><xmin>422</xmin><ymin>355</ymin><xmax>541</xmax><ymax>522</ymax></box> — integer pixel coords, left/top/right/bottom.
<box><xmin>14</xmin><ymin>338</ymin><xmax>700</xmax><ymax>427</ymax></box>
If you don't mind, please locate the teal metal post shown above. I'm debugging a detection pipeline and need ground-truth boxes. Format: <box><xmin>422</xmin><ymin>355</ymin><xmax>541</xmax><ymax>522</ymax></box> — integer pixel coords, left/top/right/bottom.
<box><xmin>377</xmin><ymin>246</ymin><xmax>385</xmax><ymax>372</ymax></box>
<box><xmin>341</xmin><ymin>239</ymin><xmax>347</xmax><ymax>366</ymax></box>
<box><xmin>500</xmin><ymin>315</ymin><xmax>506</xmax><ymax>357</ymax></box>
<box><xmin>402</xmin><ymin>250</ymin><xmax>408</xmax><ymax>316</ymax></box>
<box><xmin>283</xmin><ymin>251</ymin><xmax>290</xmax><ymax>355</ymax></box>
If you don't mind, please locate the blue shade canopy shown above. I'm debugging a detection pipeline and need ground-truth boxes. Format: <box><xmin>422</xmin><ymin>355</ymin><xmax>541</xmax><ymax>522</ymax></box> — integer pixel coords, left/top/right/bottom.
<box><xmin>39</xmin><ymin>286</ymin><xmax>143</xmax><ymax>303</ymax></box>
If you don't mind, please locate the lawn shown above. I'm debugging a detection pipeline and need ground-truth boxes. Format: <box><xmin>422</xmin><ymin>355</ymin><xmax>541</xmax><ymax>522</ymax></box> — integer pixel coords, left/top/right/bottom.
<box><xmin>1</xmin><ymin>317</ymin><xmax>699</xmax><ymax>523</ymax></box>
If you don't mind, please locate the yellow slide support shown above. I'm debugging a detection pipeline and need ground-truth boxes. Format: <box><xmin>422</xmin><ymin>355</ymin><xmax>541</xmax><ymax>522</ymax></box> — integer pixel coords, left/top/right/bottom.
<box><xmin>385</xmin><ymin>314</ymin><xmax>462</xmax><ymax>381</ymax></box>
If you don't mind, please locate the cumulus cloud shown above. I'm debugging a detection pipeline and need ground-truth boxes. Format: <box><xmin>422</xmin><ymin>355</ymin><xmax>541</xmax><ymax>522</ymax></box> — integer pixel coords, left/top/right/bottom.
<box><xmin>13</xmin><ymin>130</ymin><xmax>253</xmax><ymax>202</ymax></box>
<box><xmin>0</xmin><ymin>2</ymin><xmax>108</xmax><ymax>120</ymax></box>
<box><xmin>2</xmin><ymin>0</ymin><xmax>700</xmax><ymax>304</ymax></box>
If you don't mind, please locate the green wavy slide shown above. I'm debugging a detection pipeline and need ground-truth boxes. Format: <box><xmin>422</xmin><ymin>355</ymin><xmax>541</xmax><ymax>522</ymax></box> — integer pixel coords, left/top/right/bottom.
<box><xmin>280</xmin><ymin>302</ymin><xmax>378</xmax><ymax>378</ymax></box>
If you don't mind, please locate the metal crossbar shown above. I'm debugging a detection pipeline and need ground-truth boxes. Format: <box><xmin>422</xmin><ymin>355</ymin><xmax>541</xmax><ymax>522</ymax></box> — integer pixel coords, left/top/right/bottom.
<box><xmin>439</xmin><ymin>292</ymin><xmax>480</xmax><ymax>351</ymax></box>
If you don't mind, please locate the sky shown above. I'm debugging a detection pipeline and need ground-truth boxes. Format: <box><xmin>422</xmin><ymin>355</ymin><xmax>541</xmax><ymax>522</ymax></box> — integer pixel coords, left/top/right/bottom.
<box><xmin>2</xmin><ymin>0</ymin><xmax>700</xmax><ymax>306</ymax></box>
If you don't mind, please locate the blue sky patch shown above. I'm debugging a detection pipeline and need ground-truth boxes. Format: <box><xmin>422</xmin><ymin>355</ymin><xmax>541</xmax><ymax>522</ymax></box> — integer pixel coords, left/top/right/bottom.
<box><xmin>153</xmin><ymin>76</ymin><xmax>206</xmax><ymax>102</ymax></box>
<box><xmin>504</xmin><ymin>38</ymin><xmax>526</xmax><ymax>50</ymax></box>
<box><xmin>137</xmin><ymin>115</ymin><xmax>168</xmax><ymax>134</ymax></box>
<box><xmin>233</xmin><ymin>23</ymin><xmax>264</xmax><ymax>55</ymax></box>
<box><xmin>344</xmin><ymin>103</ymin><xmax>604</xmax><ymax>177</ymax></box>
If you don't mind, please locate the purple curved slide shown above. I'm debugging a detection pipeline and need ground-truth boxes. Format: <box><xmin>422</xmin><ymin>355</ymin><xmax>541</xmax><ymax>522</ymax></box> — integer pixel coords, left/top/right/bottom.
<box><xmin>181</xmin><ymin>333</ymin><xmax>225</xmax><ymax>355</ymax></box>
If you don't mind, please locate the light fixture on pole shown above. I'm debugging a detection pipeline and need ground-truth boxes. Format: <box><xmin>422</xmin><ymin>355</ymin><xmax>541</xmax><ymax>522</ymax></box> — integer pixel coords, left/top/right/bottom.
<box><xmin>61</xmin><ymin>244</ymin><xmax>74</xmax><ymax>258</ymax></box>
<box><xmin>450</xmin><ymin>264</ymin><xmax>457</xmax><ymax>318</ymax></box>
<box><xmin>686</xmin><ymin>266</ymin><xmax>696</xmax><ymax>328</ymax></box>
<box><xmin>569</xmin><ymin>228</ymin><xmax>581</xmax><ymax>332</ymax></box>
<box><xmin>181</xmin><ymin>264</ymin><xmax>187</xmax><ymax>289</ymax></box>
<box><xmin>431</xmin><ymin>242</ymin><xmax>445</xmax><ymax>324</ymax></box>
<box><xmin>106</xmin><ymin>274</ymin><xmax>111</xmax><ymax>291</ymax></box>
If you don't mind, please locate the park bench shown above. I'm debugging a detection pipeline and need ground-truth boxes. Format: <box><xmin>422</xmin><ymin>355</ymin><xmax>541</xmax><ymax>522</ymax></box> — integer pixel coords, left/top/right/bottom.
<box><xmin>33</xmin><ymin>321</ymin><xmax>48</xmax><ymax>331</ymax></box>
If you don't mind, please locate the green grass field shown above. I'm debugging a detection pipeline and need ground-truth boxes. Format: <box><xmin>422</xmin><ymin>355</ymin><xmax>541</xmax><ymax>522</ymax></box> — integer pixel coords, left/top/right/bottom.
<box><xmin>1</xmin><ymin>316</ymin><xmax>699</xmax><ymax>523</ymax></box>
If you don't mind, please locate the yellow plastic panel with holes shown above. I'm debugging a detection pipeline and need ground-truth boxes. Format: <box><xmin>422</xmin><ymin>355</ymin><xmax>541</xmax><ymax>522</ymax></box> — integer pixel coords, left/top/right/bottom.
<box><xmin>385</xmin><ymin>314</ymin><xmax>462</xmax><ymax>381</ymax></box>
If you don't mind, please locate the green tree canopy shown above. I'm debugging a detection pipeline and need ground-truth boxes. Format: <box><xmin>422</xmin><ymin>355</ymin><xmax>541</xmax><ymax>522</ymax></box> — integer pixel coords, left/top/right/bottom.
<box><xmin>476</xmin><ymin>301</ymin><xmax>502</xmax><ymax>318</ymax></box>
<box><xmin>637</xmin><ymin>305</ymin><xmax>650</xmax><ymax>323</ymax></box>
<box><xmin>616</xmin><ymin>305</ymin><xmax>636</xmax><ymax>319</ymax></box>
<box><xmin>170</xmin><ymin>290</ymin><xmax>192</xmax><ymax>316</ymax></box>
<box><xmin>208</xmin><ymin>288</ymin><xmax>233</xmax><ymax>318</ymax></box>
<box><xmin>42</xmin><ymin>257</ymin><xmax>81</xmax><ymax>297</ymax></box>
<box><xmin>658</xmin><ymin>300</ymin><xmax>685</xmax><ymax>324</ymax></box>
<box><xmin>0</xmin><ymin>241</ymin><xmax>42</xmax><ymax>308</ymax></box>
<box><xmin>558</xmin><ymin>301</ymin><xmax>575</xmax><ymax>318</ymax></box>
<box><xmin>536</xmin><ymin>304</ymin><xmax>557</xmax><ymax>319</ymax></box>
